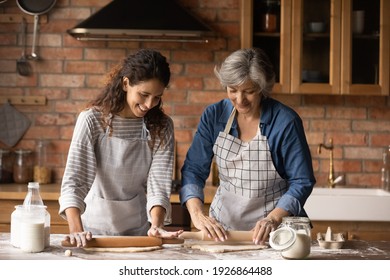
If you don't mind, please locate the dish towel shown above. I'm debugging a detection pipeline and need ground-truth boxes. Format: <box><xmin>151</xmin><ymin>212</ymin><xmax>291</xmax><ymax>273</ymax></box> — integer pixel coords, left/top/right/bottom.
<box><xmin>0</xmin><ymin>102</ymin><xmax>31</xmax><ymax>147</ymax></box>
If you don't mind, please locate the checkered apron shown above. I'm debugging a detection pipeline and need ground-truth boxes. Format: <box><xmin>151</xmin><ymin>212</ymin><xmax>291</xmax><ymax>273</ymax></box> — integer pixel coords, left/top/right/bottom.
<box><xmin>210</xmin><ymin>108</ymin><xmax>287</xmax><ymax>230</ymax></box>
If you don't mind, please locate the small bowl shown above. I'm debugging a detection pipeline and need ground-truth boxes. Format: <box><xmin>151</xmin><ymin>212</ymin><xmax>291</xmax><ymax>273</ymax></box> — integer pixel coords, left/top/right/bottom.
<box><xmin>308</xmin><ymin>22</ymin><xmax>326</xmax><ymax>33</ymax></box>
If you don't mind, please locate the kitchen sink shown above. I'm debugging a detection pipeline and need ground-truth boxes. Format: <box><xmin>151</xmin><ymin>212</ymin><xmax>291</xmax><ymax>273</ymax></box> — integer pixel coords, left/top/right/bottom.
<box><xmin>304</xmin><ymin>187</ymin><xmax>390</xmax><ymax>222</ymax></box>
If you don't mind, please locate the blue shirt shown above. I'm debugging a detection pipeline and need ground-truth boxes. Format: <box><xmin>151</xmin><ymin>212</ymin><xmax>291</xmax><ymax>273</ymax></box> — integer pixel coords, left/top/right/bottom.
<box><xmin>180</xmin><ymin>97</ymin><xmax>316</xmax><ymax>217</ymax></box>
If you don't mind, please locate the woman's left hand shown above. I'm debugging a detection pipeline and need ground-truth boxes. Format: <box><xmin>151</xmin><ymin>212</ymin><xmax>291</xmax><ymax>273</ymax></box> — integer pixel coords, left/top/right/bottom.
<box><xmin>251</xmin><ymin>218</ymin><xmax>277</xmax><ymax>245</ymax></box>
<box><xmin>147</xmin><ymin>226</ymin><xmax>184</xmax><ymax>239</ymax></box>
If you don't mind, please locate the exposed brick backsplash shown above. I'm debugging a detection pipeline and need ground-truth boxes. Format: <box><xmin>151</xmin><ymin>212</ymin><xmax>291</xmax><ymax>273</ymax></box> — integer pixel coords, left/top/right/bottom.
<box><xmin>0</xmin><ymin>0</ymin><xmax>389</xmax><ymax>189</ymax></box>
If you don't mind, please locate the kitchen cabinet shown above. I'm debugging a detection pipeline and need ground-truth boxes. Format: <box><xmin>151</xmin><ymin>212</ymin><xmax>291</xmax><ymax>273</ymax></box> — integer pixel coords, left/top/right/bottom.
<box><xmin>240</xmin><ymin>0</ymin><xmax>389</xmax><ymax>95</ymax></box>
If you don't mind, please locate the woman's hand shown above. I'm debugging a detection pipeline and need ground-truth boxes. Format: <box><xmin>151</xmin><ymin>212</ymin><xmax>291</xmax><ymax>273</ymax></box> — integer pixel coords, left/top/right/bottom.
<box><xmin>147</xmin><ymin>226</ymin><xmax>183</xmax><ymax>239</ymax></box>
<box><xmin>251</xmin><ymin>217</ymin><xmax>277</xmax><ymax>245</ymax></box>
<box><xmin>191</xmin><ymin>212</ymin><xmax>227</xmax><ymax>242</ymax></box>
<box><xmin>63</xmin><ymin>207</ymin><xmax>92</xmax><ymax>247</ymax></box>
<box><xmin>63</xmin><ymin>231</ymin><xmax>93</xmax><ymax>248</ymax></box>
<box><xmin>186</xmin><ymin>198</ymin><xmax>227</xmax><ymax>242</ymax></box>
<box><xmin>252</xmin><ymin>208</ymin><xmax>289</xmax><ymax>244</ymax></box>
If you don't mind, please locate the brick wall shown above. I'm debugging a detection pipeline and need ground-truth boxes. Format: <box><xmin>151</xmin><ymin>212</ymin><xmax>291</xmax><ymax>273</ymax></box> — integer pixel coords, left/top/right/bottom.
<box><xmin>0</xmin><ymin>0</ymin><xmax>389</xmax><ymax>188</ymax></box>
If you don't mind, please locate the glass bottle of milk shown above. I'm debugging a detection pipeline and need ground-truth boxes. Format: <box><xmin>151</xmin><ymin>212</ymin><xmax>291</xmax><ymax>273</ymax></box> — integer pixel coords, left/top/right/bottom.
<box><xmin>19</xmin><ymin>205</ymin><xmax>47</xmax><ymax>252</ymax></box>
<box><xmin>10</xmin><ymin>182</ymin><xmax>51</xmax><ymax>251</ymax></box>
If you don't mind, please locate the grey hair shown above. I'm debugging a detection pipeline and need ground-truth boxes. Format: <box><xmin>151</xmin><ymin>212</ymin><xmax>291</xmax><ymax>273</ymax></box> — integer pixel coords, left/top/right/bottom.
<box><xmin>213</xmin><ymin>48</ymin><xmax>275</xmax><ymax>97</ymax></box>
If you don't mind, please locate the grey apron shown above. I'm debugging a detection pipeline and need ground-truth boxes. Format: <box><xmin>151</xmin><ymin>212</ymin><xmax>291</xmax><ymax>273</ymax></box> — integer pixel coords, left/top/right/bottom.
<box><xmin>82</xmin><ymin>118</ymin><xmax>151</xmax><ymax>236</ymax></box>
<box><xmin>210</xmin><ymin>108</ymin><xmax>287</xmax><ymax>231</ymax></box>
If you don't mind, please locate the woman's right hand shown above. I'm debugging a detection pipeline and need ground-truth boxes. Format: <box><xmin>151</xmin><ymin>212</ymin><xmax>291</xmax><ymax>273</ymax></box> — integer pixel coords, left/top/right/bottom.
<box><xmin>63</xmin><ymin>231</ymin><xmax>93</xmax><ymax>248</ymax></box>
<box><xmin>186</xmin><ymin>198</ymin><xmax>227</xmax><ymax>242</ymax></box>
<box><xmin>64</xmin><ymin>207</ymin><xmax>92</xmax><ymax>247</ymax></box>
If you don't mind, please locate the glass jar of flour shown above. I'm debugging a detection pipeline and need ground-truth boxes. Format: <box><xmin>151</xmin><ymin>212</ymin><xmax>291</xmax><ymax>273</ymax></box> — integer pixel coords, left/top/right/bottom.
<box><xmin>269</xmin><ymin>216</ymin><xmax>312</xmax><ymax>259</ymax></box>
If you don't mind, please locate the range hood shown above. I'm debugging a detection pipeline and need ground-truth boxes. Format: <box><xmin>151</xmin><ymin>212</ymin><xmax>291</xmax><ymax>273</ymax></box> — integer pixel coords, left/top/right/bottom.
<box><xmin>67</xmin><ymin>0</ymin><xmax>213</xmax><ymax>43</ymax></box>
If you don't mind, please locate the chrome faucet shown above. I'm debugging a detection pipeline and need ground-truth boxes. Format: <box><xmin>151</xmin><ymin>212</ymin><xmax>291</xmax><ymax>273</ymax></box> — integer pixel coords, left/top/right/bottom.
<box><xmin>318</xmin><ymin>138</ymin><xmax>336</xmax><ymax>188</ymax></box>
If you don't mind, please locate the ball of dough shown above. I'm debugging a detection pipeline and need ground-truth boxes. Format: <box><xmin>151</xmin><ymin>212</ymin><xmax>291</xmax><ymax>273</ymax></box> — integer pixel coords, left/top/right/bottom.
<box><xmin>64</xmin><ymin>249</ymin><xmax>72</xmax><ymax>257</ymax></box>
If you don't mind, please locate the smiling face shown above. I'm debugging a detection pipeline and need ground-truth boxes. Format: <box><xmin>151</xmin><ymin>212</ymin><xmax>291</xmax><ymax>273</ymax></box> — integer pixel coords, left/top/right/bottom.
<box><xmin>227</xmin><ymin>79</ymin><xmax>262</xmax><ymax>117</ymax></box>
<box><xmin>121</xmin><ymin>77</ymin><xmax>165</xmax><ymax>118</ymax></box>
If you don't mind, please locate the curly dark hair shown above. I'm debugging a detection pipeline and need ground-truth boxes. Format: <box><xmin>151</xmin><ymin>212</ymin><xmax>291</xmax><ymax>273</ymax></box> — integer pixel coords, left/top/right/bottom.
<box><xmin>87</xmin><ymin>49</ymin><xmax>171</xmax><ymax>148</ymax></box>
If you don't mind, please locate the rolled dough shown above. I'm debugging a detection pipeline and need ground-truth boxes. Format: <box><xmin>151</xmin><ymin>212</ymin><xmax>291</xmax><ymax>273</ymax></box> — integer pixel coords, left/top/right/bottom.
<box><xmin>192</xmin><ymin>244</ymin><xmax>267</xmax><ymax>253</ymax></box>
<box><xmin>185</xmin><ymin>241</ymin><xmax>268</xmax><ymax>253</ymax></box>
<box><xmin>83</xmin><ymin>246</ymin><xmax>162</xmax><ymax>252</ymax></box>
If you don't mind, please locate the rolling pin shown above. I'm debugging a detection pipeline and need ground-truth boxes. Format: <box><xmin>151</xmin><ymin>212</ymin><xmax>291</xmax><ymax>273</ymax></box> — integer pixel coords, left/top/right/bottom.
<box><xmin>61</xmin><ymin>236</ymin><xmax>184</xmax><ymax>248</ymax></box>
<box><xmin>179</xmin><ymin>230</ymin><xmax>253</xmax><ymax>242</ymax></box>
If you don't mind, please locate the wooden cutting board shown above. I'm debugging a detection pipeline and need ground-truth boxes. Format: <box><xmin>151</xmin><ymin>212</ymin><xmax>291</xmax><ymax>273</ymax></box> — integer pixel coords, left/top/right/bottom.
<box><xmin>61</xmin><ymin>236</ymin><xmax>184</xmax><ymax>248</ymax></box>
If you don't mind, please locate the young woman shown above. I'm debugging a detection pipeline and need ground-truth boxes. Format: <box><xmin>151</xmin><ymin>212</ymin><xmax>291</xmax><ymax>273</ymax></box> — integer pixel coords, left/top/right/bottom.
<box><xmin>59</xmin><ymin>49</ymin><xmax>181</xmax><ymax>247</ymax></box>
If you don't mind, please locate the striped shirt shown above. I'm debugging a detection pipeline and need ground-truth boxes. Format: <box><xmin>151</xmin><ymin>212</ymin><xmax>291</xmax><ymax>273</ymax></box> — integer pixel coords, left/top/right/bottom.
<box><xmin>59</xmin><ymin>108</ymin><xmax>174</xmax><ymax>224</ymax></box>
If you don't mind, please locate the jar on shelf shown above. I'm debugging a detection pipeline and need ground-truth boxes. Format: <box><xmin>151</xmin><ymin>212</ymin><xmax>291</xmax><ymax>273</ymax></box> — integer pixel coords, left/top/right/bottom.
<box><xmin>260</xmin><ymin>0</ymin><xmax>280</xmax><ymax>32</ymax></box>
<box><xmin>0</xmin><ymin>149</ymin><xmax>14</xmax><ymax>183</ymax></box>
<box><xmin>13</xmin><ymin>149</ymin><xmax>33</xmax><ymax>184</ymax></box>
<box><xmin>269</xmin><ymin>216</ymin><xmax>312</xmax><ymax>259</ymax></box>
<box><xmin>33</xmin><ymin>140</ymin><xmax>51</xmax><ymax>184</ymax></box>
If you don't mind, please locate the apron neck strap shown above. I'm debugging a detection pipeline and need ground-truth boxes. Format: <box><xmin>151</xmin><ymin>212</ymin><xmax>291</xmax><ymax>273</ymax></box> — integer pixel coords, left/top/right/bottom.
<box><xmin>105</xmin><ymin>114</ymin><xmax>113</xmax><ymax>134</ymax></box>
<box><xmin>224</xmin><ymin>108</ymin><xmax>236</xmax><ymax>134</ymax></box>
<box><xmin>141</xmin><ymin>121</ymin><xmax>151</xmax><ymax>140</ymax></box>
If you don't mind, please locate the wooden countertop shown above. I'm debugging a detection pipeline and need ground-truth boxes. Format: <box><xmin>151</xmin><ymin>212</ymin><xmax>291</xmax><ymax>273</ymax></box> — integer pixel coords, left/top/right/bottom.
<box><xmin>0</xmin><ymin>184</ymin><xmax>61</xmax><ymax>200</ymax></box>
<box><xmin>1</xmin><ymin>233</ymin><xmax>389</xmax><ymax>260</ymax></box>
<box><xmin>0</xmin><ymin>183</ymin><xmax>217</xmax><ymax>204</ymax></box>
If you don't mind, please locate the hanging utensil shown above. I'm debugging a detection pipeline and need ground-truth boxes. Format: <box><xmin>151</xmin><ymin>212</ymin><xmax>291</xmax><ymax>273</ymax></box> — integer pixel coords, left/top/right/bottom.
<box><xmin>29</xmin><ymin>14</ymin><xmax>39</xmax><ymax>60</ymax></box>
<box><xmin>16</xmin><ymin>18</ymin><xmax>32</xmax><ymax>76</ymax></box>
<box><xmin>16</xmin><ymin>0</ymin><xmax>57</xmax><ymax>60</ymax></box>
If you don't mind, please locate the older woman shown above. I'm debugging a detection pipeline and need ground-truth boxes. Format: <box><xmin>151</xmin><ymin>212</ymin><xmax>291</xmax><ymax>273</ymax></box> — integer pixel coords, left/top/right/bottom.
<box><xmin>180</xmin><ymin>48</ymin><xmax>316</xmax><ymax>244</ymax></box>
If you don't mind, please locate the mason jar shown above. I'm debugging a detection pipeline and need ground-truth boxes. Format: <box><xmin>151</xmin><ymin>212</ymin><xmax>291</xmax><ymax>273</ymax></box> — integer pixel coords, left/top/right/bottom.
<box><xmin>269</xmin><ymin>216</ymin><xmax>312</xmax><ymax>259</ymax></box>
<box><xmin>33</xmin><ymin>140</ymin><xmax>51</xmax><ymax>184</ymax></box>
<box><xmin>260</xmin><ymin>0</ymin><xmax>280</xmax><ymax>32</ymax></box>
<box><xmin>13</xmin><ymin>149</ymin><xmax>33</xmax><ymax>184</ymax></box>
<box><xmin>0</xmin><ymin>149</ymin><xmax>14</xmax><ymax>183</ymax></box>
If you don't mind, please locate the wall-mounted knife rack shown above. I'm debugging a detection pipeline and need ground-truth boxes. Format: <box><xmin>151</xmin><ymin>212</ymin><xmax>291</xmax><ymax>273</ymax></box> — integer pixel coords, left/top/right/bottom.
<box><xmin>0</xmin><ymin>14</ymin><xmax>47</xmax><ymax>24</ymax></box>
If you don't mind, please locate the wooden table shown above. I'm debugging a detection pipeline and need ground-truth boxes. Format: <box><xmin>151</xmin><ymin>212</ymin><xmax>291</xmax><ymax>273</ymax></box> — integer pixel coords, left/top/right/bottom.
<box><xmin>1</xmin><ymin>233</ymin><xmax>389</xmax><ymax>260</ymax></box>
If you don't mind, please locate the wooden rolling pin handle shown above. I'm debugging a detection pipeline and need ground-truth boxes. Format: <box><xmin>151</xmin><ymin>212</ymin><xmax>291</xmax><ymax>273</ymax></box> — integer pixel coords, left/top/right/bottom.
<box><xmin>60</xmin><ymin>236</ymin><xmax>163</xmax><ymax>248</ymax></box>
<box><xmin>61</xmin><ymin>236</ymin><xmax>184</xmax><ymax>248</ymax></box>
<box><xmin>227</xmin><ymin>231</ymin><xmax>253</xmax><ymax>242</ymax></box>
<box><xmin>179</xmin><ymin>231</ymin><xmax>206</xmax><ymax>240</ymax></box>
